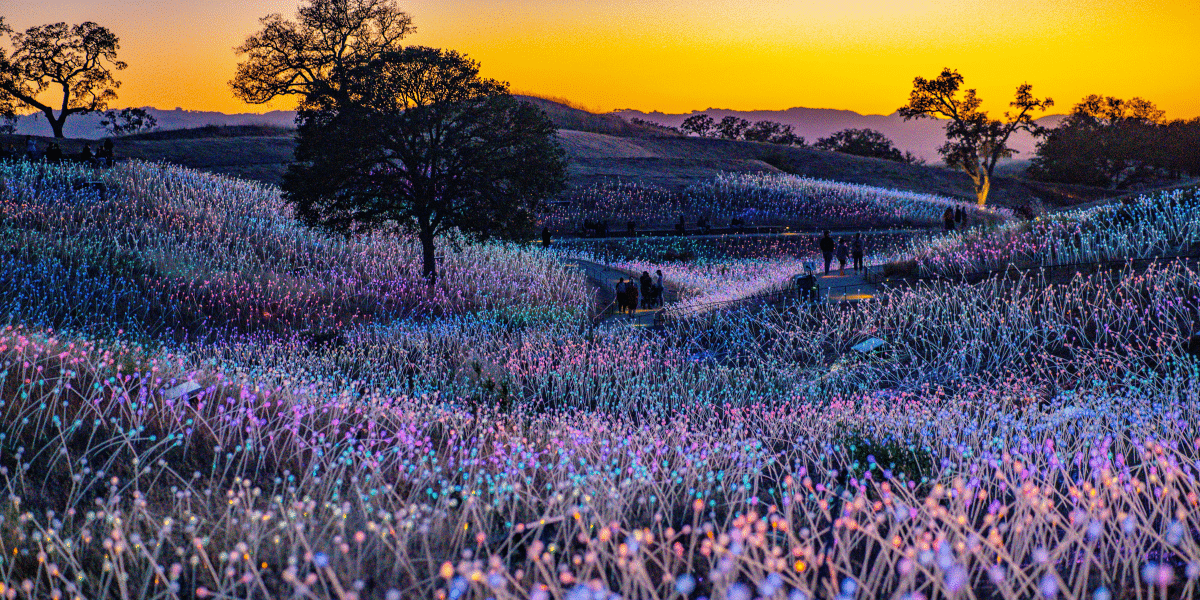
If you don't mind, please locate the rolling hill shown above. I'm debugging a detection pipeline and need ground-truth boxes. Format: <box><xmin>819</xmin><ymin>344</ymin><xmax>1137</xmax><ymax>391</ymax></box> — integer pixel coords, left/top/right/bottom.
<box><xmin>2</xmin><ymin>98</ymin><xmax>1118</xmax><ymax>209</ymax></box>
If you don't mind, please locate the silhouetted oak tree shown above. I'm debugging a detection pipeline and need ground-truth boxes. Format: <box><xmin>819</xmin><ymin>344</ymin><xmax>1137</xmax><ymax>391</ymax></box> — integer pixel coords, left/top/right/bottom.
<box><xmin>1029</xmin><ymin>95</ymin><xmax>1166</xmax><ymax>189</ymax></box>
<box><xmin>0</xmin><ymin>18</ymin><xmax>126</xmax><ymax>138</ymax></box>
<box><xmin>815</xmin><ymin>128</ymin><xmax>918</xmax><ymax>163</ymax></box>
<box><xmin>283</xmin><ymin>47</ymin><xmax>567</xmax><ymax>283</ymax></box>
<box><xmin>899</xmin><ymin>68</ymin><xmax>1052</xmax><ymax>206</ymax></box>
<box><xmin>716</xmin><ymin>116</ymin><xmax>751</xmax><ymax>140</ymax></box>
<box><xmin>231</xmin><ymin>0</ymin><xmax>414</xmax><ymax>110</ymax></box>
<box><xmin>680</xmin><ymin>114</ymin><xmax>715</xmax><ymax>137</ymax></box>
<box><xmin>744</xmin><ymin>120</ymin><xmax>803</xmax><ymax>145</ymax></box>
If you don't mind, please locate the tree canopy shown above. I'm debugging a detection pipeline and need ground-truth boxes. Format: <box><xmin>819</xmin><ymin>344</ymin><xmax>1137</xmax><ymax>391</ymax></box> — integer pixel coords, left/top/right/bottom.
<box><xmin>716</xmin><ymin>116</ymin><xmax>751</xmax><ymax>141</ymax></box>
<box><xmin>1028</xmin><ymin>95</ymin><xmax>1171</xmax><ymax>189</ymax></box>
<box><xmin>680</xmin><ymin>114</ymin><xmax>715</xmax><ymax>138</ymax></box>
<box><xmin>231</xmin><ymin>0</ymin><xmax>414</xmax><ymax>110</ymax></box>
<box><xmin>813</xmin><ymin>128</ymin><xmax>919</xmax><ymax>163</ymax></box>
<box><xmin>680</xmin><ymin>113</ymin><xmax>802</xmax><ymax>145</ymax></box>
<box><xmin>899</xmin><ymin>68</ymin><xmax>1052</xmax><ymax>206</ymax></box>
<box><xmin>98</xmin><ymin>107</ymin><xmax>158</xmax><ymax>136</ymax></box>
<box><xmin>744</xmin><ymin>120</ymin><xmax>802</xmax><ymax>145</ymax></box>
<box><xmin>0</xmin><ymin>18</ymin><xmax>126</xmax><ymax>138</ymax></box>
<box><xmin>282</xmin><ymin>46</ymin><xmax>567</xmax><ymax>282</ymax></box>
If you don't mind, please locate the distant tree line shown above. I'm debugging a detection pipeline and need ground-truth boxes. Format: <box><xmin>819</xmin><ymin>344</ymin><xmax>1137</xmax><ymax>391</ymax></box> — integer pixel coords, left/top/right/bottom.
<box><xmin>813</xmin><ymin>128</ymin><xmax>923</xmax><ymax>164</ymax></box>
<box><xmin>679</xmin><ymin>113</ymin><xmax>804</xmax><ymax>146</ymax></box>
<box><xmin>1028</xmin><ymin>95</ymin><xmax>1200</xmax><ymax>189</ymax></box>
<box><xmin>627</xmin><ymin>117</ymin><xmax>684</xmax><ymax>136</ymax></box>
<box><xmin>98</xmin><ymin>107</ymin><xmax>157</xmax><ymax>136</ymax></box>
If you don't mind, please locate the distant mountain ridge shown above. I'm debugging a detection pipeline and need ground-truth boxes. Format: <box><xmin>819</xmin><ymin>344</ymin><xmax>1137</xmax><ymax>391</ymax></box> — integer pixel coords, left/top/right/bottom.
<box><xmin>614</xmin><ymin>107</ymin><xmax>1064</xmax><ymax>163</ymax></box>
<box><xmin>10</xmin><ymin>97</ymin><xmax>654</xmax><ymax>140</ymax></box>
<box><xmin>12</xmin><ymin>108</ymin><xmax>298</xmax><ymax>139</ymax></box>
<box><xmin>13</xmin><ymin>103</ymin><xmax>1062</xmax><ymax>163</ymax></box>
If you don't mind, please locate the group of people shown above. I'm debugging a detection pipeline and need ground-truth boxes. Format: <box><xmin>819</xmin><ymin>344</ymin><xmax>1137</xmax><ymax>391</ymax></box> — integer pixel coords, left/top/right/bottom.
<box><xmin>943</xmin><ymin>206</ymin><xmax>969</xmax><ymax>231</ymax></box>
<box><xmin>614</xmin><ymin>270</ymin><xmax>664</xmax><ymax>315</ymax></box>
<box><xmin>1</xmin><ymin>137</ymin><xmax>117</xmax><ymax>168</ymax></box>
<box><xmin>817</xmin><ymin>230</ymin><xmax>864</xmax><ymax>276</ymax></box>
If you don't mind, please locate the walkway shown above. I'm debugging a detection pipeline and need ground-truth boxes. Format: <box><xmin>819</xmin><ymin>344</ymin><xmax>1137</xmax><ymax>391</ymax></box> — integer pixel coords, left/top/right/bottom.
<box><xmin>669</xmin><ymin>266</ymin><xmax>881</xmax><ymax>319</ymax></box>
<box><xmin>567</xmin><ymin>258</ymin><xmax>679</xmax><ymax>329</ymax></box>
<box><xmin>816</xmin><ymin>266</ymin><xmax>879</xmax><ymax>302</ymax></box>
<box><xmin>570</xmin><ymin>255</ymin><xmax>882</xmax><ymax>329</ymax></box>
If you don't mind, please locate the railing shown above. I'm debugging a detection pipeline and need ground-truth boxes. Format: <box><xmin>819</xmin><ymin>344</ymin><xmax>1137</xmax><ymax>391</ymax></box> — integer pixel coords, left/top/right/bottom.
<box><xmin>590</xmin><ymin>298</ymin><xmax>619</xmax><ymax>326</ymax></box>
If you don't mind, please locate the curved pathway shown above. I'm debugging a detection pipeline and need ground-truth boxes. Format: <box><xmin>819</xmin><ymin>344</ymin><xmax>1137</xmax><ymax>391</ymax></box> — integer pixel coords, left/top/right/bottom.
<box><xmin>566</xmin><ymin>258</ymin><xmax>683</xmax><ymax>328</ymax></box>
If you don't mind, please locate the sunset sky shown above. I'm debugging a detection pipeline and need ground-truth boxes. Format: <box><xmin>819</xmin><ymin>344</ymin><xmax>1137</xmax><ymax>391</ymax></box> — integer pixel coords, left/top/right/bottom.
<box><xmin>2</xmin><ymin>0</ymin><xmax>1197</xmax><ymax>118</ymax></box>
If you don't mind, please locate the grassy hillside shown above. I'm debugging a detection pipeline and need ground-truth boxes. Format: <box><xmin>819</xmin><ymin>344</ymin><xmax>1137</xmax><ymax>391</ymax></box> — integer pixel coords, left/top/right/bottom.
<box><xmin>1</xmin><ymin>130</ymin><xmax>296</xmax><ymax>186</ymax></box>
<box><xmin>560</xmin><ymin>129</ymin><xmax>1125</xmax><ymax>210</ymax></box>
<box><xmin>0</xmin><ymin>160</ymin><xmax>588</xmax><ymax>342</ymax></box>
<box><xmin>515</xmin><ymin>94</ymin><xmax>677</xmax><ymax>137</ymax></box>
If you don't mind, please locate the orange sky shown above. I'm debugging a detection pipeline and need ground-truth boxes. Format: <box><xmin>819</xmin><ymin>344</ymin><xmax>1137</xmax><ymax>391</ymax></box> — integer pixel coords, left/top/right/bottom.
<box><xmin>2</xmin><ymin>0</ymin><xmax>1197</xmax><ymax>118</ymax></box>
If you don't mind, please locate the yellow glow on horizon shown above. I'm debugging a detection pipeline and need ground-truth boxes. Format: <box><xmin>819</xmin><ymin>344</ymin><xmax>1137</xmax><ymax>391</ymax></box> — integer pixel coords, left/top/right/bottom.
<box><xmin>3</xmin><ymin>0</ymin><xmax>1197</xmax><ymax>119</ymax></box>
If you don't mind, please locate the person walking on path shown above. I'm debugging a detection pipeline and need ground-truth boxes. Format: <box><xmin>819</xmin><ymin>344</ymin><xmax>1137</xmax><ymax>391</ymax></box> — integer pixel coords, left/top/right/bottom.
<box><xmin>943</xmin><ymin>208</ymin><xmax>956</xmax><ymax>232</ymax></box>
<box><xmin>626</xmin><ymin>280</ymin><xmax>639</xmax><ymax>316</ymax></box>
<box><xmin>615</xmin><ymin>278</ymin><xmax>628</xmax><ymax>314</ymax></box>
<box><xmin>819</xmin><ymin>230</ymin><xmax>835</xmax><ymax>275</ymax></box>
<box><xmin>654</xmin><ymin>269</ymin><xmax>665</xmax><ymax>307</ymax></box>
<box><xmin>852</xmin><ymin>233</ymin><xmax>864</xmax><ymax>273</ymax></box>
<box><xmin>541</xmin><ymin>227</ymin><xmax>551</xmax><ymax>248</ymax></box>
<box><xmin>639</xmin><ymin>271</ymin><xmax>653</xmax><ymax>308</ymax></box>
<box><xmin>836</xmin><ymin>238</ymin><xmax>849</xmax><ymax>276</ymax></box>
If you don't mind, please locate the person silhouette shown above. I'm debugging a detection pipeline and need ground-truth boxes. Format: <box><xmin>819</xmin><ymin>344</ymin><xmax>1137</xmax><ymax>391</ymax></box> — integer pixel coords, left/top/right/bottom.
<box><xmin>818</xmin><ymin>230</ymin><xmax>835</xmax><ymax>275</ymax></box>
<box><xmin>836</xmin><ymin>238</ymin><xmax>849</xmax><ymax>276</ymax></box>
<box><xmin>78</xmin><ymin>144</ymin><xmax>95</xmax><ymax>167</ymax></box>
<box><xmin>45</xmin><ymin>143</ymin><xmax>63</xmax><ymax>163</ymax></box>
<box><xmin>852</xmin><ymin>232</ymin><xmax>864</xmax><ymax>273</ymax></box>
<box><xmin>97</xmin><ymin>139</ymin><xmax>115</xmax><ymax>167</ymax></box>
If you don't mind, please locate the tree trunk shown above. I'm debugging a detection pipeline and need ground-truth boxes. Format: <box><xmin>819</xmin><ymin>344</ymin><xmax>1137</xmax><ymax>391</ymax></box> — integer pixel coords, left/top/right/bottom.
<box><xmin>975</xmin><ymin>173</ymin><xmax>990</xmax><ymax>207</ymax></box>
<box><xmin>45</xmin><ymin>111</ymin><xmax>66</xmax><ymax>138</ymax></box>
<box><xmin>419</xmin><ymin>225</ymin><xmax>437</xmax><ymax>285</ymax></box>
